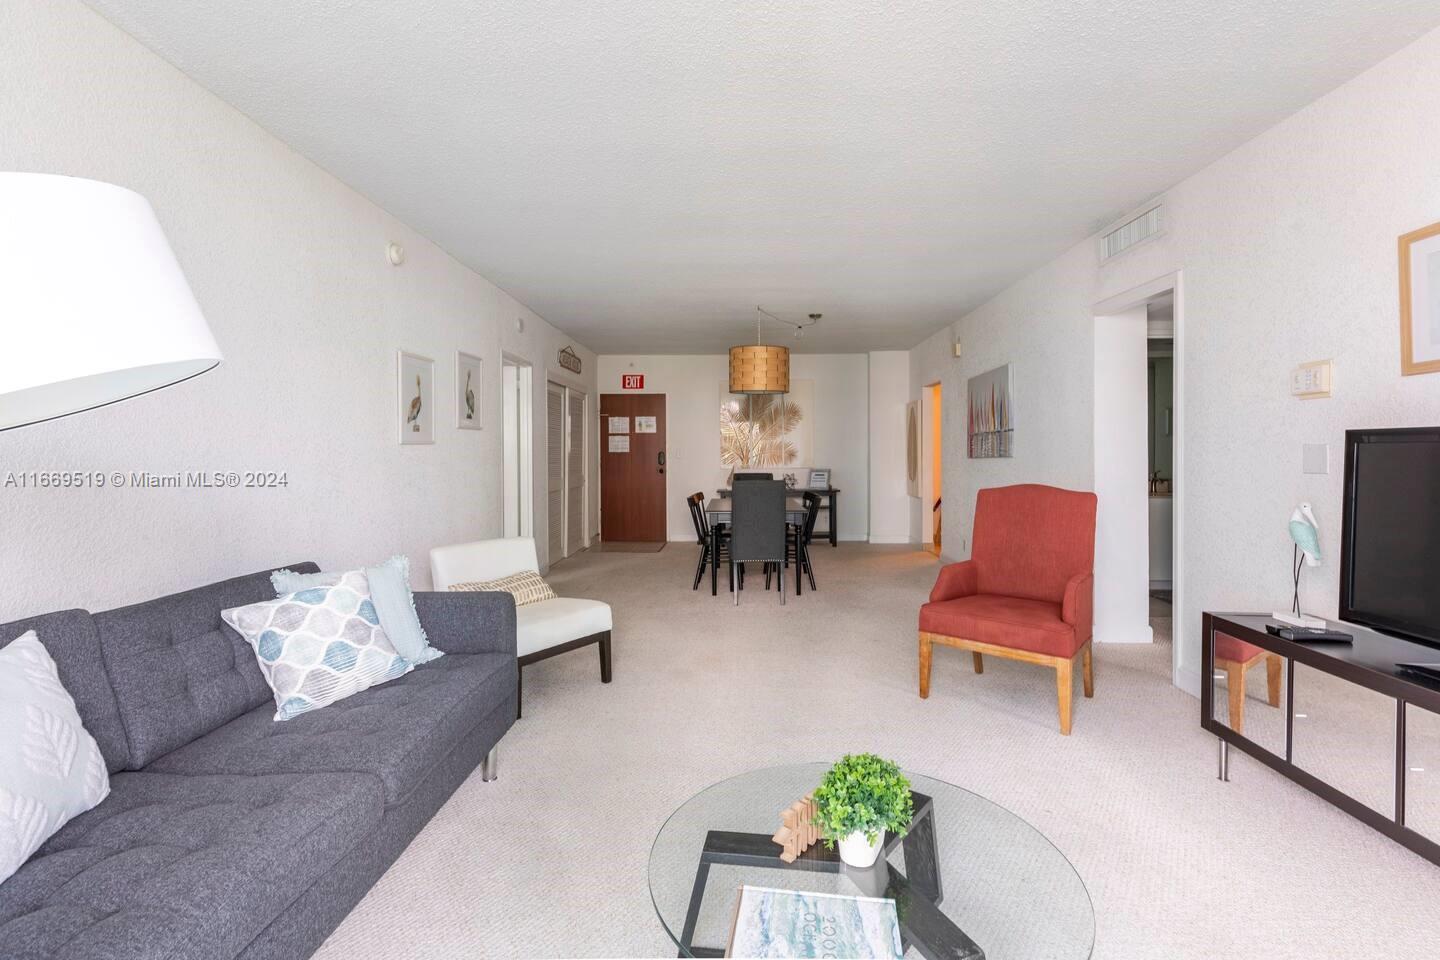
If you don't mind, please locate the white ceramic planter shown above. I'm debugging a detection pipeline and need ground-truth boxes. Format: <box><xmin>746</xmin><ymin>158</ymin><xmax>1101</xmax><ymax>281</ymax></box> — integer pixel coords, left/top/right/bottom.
<box><xmin>837</xmin><ymin>829</ymin><xmax>884</xmax><ymax>868</ymax></box>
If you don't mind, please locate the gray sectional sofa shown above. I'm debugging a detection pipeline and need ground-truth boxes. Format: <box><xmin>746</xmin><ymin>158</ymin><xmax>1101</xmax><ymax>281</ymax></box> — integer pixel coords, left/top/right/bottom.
<box><xmin>0</xmin><ymin>563</ymin><xmax>518</xmax><ymax>960</ymax></box>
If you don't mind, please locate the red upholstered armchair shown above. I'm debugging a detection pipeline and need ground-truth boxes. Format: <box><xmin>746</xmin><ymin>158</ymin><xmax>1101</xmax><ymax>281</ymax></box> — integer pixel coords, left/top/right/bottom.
<box><xmin>918</xmin><ymin>484</ymin><xmax>1098</xmax><ymax>734</ymax></box>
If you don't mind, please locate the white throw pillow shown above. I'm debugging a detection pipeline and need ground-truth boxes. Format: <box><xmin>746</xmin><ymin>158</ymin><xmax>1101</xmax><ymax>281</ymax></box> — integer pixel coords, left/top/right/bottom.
<box><xmin>222</xmin><ymin>569</ymin><xmax>414</xmax><ymax>721</ymax></box>
<box><xmin>0</xmin><ymin>631</ymin><xmax>110</xmax><ymax>884</ymax></box>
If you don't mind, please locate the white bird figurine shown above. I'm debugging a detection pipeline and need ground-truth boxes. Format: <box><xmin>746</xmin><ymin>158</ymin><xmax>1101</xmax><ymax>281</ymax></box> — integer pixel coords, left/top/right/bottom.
<box><xmin>1289</xmin><ymin>503</ymin><xmax>1322</xmax><ymax>567</ymax></box>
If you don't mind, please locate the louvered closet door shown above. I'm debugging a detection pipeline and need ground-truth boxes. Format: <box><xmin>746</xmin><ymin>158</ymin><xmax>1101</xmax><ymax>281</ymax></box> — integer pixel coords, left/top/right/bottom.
<box><xmin>546</xmin><ymin>383</ymin><xmax>565</xmax><ymax>563</ymax></box>
<box><xmin>566</xmin><ymin>390</ymin><xmax>586</xmax><ymax>555</ymax></box>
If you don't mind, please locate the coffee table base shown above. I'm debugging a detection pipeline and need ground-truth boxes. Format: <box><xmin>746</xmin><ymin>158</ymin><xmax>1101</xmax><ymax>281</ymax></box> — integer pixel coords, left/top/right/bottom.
<box><xmin>676</xmin><ymin>792</ymin><xmax>984</xmax><ymax>959</ymax></box>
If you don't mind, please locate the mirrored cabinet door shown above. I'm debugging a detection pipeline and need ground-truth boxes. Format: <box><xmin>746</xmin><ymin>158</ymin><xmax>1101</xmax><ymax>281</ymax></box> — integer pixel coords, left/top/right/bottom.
<box><xmin>1210</xmin><ymin>632</ymin><xmax>1287</xmax><ymax>758</ymax></box>
<box><xmin>1291</xmin><ymin>662</ymin><xmax>1396</xmax><ymax>816</ymax></box>
<box><xmin>1405</xmin><ymin>703</ymin><xmax>1440</xmax><ymax>843</ymax></box>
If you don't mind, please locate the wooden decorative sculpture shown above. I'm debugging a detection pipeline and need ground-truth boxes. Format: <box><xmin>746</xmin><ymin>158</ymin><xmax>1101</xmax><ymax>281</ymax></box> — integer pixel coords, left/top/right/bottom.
<box><xmin>771</xmin><ymin>794</ymin><xmax>821</xmax><ymax>863</ymax></box>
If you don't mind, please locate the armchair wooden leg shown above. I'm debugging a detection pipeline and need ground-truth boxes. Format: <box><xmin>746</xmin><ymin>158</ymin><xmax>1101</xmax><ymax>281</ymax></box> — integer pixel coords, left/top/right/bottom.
<box><xmin>598</xmin><ymin>632</ymin><xmax>613</xmax><ymax>683</ymax></box>
<box><xmin>1082</xmin><ymin>642</ymin><xmax>1094</xmax><ymax>698</ymax></box>
<box><xmin>1265</xmin><ymin>654</ymin><xmax>1282</xmax><ymax>707</ymax></box>
<box><xmin>918</xmin><ymin>632</ymin><xmax>933</xmax><ymax>699</ymax></box>
<box><xmin>1056</xmin><ymin>657</ymin><xmax>1073</xmax><ymax>735</ymax></box>
<box><xmin>971</xmin><ymin>652</ymin><xmax>984</xmax><ymax>674</ymax></box>
<box><xmin>1227</xmin><ymin>662</ymin><xmax>1246</xmax><ymax>735</ymax></box>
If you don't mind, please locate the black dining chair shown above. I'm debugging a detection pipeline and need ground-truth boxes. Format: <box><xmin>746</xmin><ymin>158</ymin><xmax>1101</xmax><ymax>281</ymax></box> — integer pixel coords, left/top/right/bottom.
<box><xmin>728</xmin><ymin>479</ymin><xmax>787</xmax><ymax>605</ymax></box>
<box><xmin>733</xmin><ymin>472</ymin><xmax>772</xmax><ymax>482</ymax></box>
<box><xmin>686</xmin><ymin>492</ymin><xmax>731</xmax><ymax>591</ymax></box>
<box><xmin>785</xmin><ymin>491</ymin><xmax>821</xmax><ymax>594</ymax></box>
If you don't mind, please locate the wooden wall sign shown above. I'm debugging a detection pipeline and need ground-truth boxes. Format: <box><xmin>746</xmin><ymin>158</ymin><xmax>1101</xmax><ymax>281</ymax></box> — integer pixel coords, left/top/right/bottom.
<box><xmin>558</xmin><ymin>346</ymin><xmax>582</xmax><ymax>374</ymax></box>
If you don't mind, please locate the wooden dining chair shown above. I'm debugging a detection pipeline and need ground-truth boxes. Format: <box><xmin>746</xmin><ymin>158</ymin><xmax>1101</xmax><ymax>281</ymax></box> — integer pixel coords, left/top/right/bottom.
<box><xmin>686</xmin><ymin>492</ymin><xmax>730</xmax><ymax>591</ymax></box>
<box><xmin>729</xmin><ymin>480</ymin><xmax>787</xmax><ymax>605</ymax></box>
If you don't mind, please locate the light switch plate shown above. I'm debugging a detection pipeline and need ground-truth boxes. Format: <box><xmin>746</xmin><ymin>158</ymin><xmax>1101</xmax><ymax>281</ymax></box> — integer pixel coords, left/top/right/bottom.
<box><xmin>1302</xmin><ymin>443</ymin><xmax>1329</xmax><ymax>475</ymax></box>
<box><xmin>1291</xmin><ymin>360</ymin><xmax>1332</xmax><ymax>398</ymax></box>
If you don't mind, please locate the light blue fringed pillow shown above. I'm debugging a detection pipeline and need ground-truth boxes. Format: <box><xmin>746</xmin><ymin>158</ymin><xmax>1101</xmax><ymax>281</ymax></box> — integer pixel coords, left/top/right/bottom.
<box><xmin>271</xmin><ymin>556</ymin><xmax>442</xmax><ymax>665</ymax></box>
<box><xmin>223</xmin><ymin>570</ymin><xmax>413</xmax><ymax>721</ymax></box>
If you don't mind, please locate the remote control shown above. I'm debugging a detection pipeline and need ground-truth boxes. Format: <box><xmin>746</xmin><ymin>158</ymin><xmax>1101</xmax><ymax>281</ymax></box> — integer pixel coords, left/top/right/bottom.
<box><xmin>1265</xmin><ymin>623</ymin><xmax>1353</xmax><ymax>643</ymax></box>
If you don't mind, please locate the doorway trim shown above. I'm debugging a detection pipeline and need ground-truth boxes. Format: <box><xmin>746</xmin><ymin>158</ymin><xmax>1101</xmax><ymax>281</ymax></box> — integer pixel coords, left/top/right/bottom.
<box><xmin>1093</xmin><ymin>270</ymin><xmax>1188</xmax><ymax>693</ymax></box>
<box><xmin>501</xmin><ymin>354</ymin><xmax>533</xmax><ymax>540</ymax></box>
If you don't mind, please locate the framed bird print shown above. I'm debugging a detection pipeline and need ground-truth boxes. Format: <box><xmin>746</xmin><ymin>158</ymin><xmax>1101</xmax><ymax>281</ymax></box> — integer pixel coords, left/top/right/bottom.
<box><xmin>455</xmin><ymin>351</ymin><xmax>482</xmax><ymax>430</ymax></box>
<box><xmin>397</xmin><ymin>350</ymin><xmax>434</xmax><ymax>444</ymax></box>
<box><xmin>1400</xmin><ymin>219</ymin><xmax>1440</xmax><ymax>376</ymax></box>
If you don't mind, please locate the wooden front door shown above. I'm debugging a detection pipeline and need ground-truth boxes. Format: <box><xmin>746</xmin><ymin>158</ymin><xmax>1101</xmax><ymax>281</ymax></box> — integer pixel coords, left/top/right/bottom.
<box><xmin>600</xmin><ymin>394</ymin><xmax>666</xmax><ymax>542</ymax></box>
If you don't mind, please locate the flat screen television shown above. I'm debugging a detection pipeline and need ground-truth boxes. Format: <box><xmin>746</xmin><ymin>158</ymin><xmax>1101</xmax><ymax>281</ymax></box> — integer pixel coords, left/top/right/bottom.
<box><xmin>1340</xmin><ymin>427</ymin><xmax>1440</xmax><ymax>649</ymax></box>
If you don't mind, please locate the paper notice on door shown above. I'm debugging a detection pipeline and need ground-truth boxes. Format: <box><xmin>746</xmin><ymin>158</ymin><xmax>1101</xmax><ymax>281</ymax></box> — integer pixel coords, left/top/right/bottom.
<box><xmin>608</xmin><ymin>435</ymin><xmax>630</xmax><ymax>453</ymax></box>
<box><xmin>607</xmin><ymin>416</ymin><xmax>629</xmax><ymax>434</ymax></box>
<box><xmin>635</xmin><ymin>416</ymin><xmax>657</xmax><ymax>434</ymax></box>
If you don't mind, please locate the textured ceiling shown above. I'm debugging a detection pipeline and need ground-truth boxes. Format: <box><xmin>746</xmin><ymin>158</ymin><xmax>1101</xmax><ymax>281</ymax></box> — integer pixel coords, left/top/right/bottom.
<box><xmin>83</xmin><ymin>0</ymin><xmax>1440</xmax><ymax>353</ymax></box>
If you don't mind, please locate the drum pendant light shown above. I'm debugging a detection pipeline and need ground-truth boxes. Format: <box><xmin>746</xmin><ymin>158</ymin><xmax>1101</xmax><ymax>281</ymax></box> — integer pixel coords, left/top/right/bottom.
<box><xmin>728</xmin><ymin>307</ymin><xmax>790</xmax><ymax>395</ymax></box>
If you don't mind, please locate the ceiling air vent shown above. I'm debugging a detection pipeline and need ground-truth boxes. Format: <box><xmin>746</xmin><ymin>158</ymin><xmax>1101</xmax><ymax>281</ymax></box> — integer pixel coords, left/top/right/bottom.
<box><xmin>1099</xmin><ymin>204</ymin><xmax>1164</xmax><ymax>262</ymax></box>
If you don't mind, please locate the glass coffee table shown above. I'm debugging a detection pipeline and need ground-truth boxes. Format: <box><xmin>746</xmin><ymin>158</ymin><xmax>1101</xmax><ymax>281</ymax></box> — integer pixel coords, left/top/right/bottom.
<box><xmin>648</xmin><ymin>764</ymin><xmax>1093</xmax><ymax>959</ymax></box>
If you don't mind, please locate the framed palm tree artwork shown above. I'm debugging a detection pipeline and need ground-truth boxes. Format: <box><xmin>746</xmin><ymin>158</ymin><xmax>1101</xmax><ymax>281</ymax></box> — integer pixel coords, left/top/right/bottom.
<box><xmin>719</xmin><ymin>379</ymin><xmax>814</xmax><ymax>467</ymax></box>
<box><xmin>456</xmin><ymin>351</ymin><xmax>482</xmax><ymax>429</ymax></box>
<box><xmin>397</xmin><ymin>350</ymin><xmax>434</xmax><ymax>445</ymax></box>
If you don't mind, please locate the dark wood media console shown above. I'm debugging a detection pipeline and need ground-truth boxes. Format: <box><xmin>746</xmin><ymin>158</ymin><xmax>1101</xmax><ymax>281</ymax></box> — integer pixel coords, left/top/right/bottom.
<box><xmin>1203</xmin><ymin>612</ymin><xmax>1440</xmax><ymax>867</ymax></box>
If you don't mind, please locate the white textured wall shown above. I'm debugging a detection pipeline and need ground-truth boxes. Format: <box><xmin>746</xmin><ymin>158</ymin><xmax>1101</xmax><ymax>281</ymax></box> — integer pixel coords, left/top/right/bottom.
<box><xmin>594</xmin><ymin>354</ymin><xmax>871</xmax><ymax>541</ymax></box>
<box><xmin>0</xmin><ymin>0</ymin><xmax>596</xmax><ymax>622</ymax></box>
<box><xmin>910</xmin><ymin>23</ymin><xmax>1440</xmax><ymax>691</ymax></box>
<box><xmin>867</xmin><ymin>351</ymin><xmax>912</xmax><ymax>543</ymax></box>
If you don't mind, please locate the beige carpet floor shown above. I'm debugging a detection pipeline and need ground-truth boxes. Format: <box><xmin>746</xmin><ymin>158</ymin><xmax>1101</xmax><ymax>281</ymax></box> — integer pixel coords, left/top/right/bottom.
<box><xmin>314</xmin><ymin>544</ymin><xmax>1440</xmax><ymax>959</ymax></box>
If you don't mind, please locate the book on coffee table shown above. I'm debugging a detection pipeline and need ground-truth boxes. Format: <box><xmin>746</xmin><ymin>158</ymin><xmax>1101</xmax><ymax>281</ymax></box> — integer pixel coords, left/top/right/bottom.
<box><xmin>725</xmin><ymin>885</ymin><xmax>903</xmax><ymax>959</ymax></box>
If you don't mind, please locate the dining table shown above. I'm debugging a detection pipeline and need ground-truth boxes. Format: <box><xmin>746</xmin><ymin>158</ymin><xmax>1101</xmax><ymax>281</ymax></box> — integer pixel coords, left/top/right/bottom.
<box><xmin>703</xmin><ymin>496</ymin><xmax>806</xmax><ymax>596</ymax></box>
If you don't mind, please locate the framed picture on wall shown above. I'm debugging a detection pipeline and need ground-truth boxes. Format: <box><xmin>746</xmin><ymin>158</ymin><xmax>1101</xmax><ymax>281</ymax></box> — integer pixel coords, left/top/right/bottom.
<box><xmin>456</xmin><ymin>351</ymin><xmax>482</xmax><ymax>429</ymax></box>
<box><xmin>397</xmin><ymin>350</ymin><xmax>434</xmax><ymax>444</ymax></box>
<box><xmin>1400</xmin><ymin>220</ymin><xmax>1440</xmax><ymax>376</ymax></box>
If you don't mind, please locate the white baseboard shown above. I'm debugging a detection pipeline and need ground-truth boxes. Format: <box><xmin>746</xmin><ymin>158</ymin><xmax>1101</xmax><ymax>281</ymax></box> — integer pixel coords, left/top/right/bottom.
<box><xmin>1094</xmin><ymin>622</ymin><xmax>1154</xmax><ymax>645</ymax></box>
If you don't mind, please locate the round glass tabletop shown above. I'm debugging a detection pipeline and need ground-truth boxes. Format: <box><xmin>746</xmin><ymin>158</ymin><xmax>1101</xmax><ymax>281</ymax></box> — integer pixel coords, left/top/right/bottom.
<box><xmin>648</xmin><ymin>764</ymin><xmax>1093</xmax><ymax>959</ymax></box>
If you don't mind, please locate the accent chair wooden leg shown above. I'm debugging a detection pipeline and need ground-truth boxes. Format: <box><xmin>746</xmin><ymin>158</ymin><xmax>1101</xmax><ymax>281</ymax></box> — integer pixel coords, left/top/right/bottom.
<box><xmin>918</xmin><ymin>633</ymin><xmax>933</xmax><ymax>699</ymax></box>
<box><xmin>1056</xmin><ymin>657</ymin><xmax>1073</xmax><ymax>735</ymax></box>
<box><xmin>1227</xmin><ymin>662</ymin><xmax>1246</xmax><ymax>735</ymax></box>
<box><xmin>598</xmin><ymin>632</ymin><xmax>613</xmax><ymax>683</ymax></box>
<box><xmin>971</xmin><ymin>652</ymin><xmax>984</xmax><ymax>674</ymax></box>
<box><xmin>1082</xmin><ymin>643</ymin><xmax>1094</xmax><ymax>698</ymax></box>
<box><xmin>1265</xmin><ymin>654</ymin><xmax>1282</xmax><ymax>707</ymax></box>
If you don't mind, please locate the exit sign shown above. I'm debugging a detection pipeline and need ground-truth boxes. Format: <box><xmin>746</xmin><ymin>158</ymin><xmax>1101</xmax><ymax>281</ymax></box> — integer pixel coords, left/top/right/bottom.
<box><xmin>621</xmin><ymin>374</ymin><xmax>645</xmax><ymax>390</ymax></box>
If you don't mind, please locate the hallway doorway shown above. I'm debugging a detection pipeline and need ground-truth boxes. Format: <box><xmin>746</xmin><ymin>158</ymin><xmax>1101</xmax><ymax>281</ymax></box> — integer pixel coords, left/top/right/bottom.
<box><xmin>501</xmin><ymin>356</ymin><xmax>532</xmax><ymax>539</ymax></box>
<box><xmin>1092</xmin><ymin>273</ymin><xmax>1187</xmax><ymax>689</ymax></box>
<box><xmin>921</xmin><ymin>381</ymin><xmax>943</xmax><ymax>554</ymax></box>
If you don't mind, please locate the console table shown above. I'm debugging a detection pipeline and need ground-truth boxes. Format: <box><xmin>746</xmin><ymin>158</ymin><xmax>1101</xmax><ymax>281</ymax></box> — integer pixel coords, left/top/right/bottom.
<box><xmin>1203</xmin><ymin>612</ymin><xmax>1440</xmax><ymax>867</ymax></box>
<box><xmin>717</xmin><ymin>486</ymin><xmax>839</xmax><ymax>546</ymax></box>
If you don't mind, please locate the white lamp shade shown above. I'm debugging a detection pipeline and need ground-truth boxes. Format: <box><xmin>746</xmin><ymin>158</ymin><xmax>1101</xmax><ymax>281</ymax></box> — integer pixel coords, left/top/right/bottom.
<box><xmin>0</xmin><ymin>173</ymin><xmax>221</xmax><ymax>431</ymax></box>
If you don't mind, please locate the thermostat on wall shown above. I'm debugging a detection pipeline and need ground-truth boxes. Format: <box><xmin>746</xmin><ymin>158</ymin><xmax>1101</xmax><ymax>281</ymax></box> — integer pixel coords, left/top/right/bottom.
<box><xmin>1291</xmin><ymin>360</ymin><xmax>1332</xmax><ymax>399</ymax></box>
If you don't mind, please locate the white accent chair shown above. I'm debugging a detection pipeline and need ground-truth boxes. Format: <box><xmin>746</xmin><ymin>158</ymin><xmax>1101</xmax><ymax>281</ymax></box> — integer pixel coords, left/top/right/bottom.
<box><xmin>430</xmin><ymin>537</ymin><xmax>612</xmax><ymax>717</ymax></box>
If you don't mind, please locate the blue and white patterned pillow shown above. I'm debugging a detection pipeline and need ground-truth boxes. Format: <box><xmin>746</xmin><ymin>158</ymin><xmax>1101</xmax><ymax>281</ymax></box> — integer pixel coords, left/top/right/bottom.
<box><xmin>222</xmin><ymin>570</ymin><xmax>413</xmax><ymax>721</ymax></box>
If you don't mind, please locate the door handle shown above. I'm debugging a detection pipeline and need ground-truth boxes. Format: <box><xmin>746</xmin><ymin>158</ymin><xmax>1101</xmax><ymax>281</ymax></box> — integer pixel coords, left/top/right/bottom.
<box><xmin>658</xmin><ymin>450</ymin><xmax>665</xmax><ymax>474</ymax></box>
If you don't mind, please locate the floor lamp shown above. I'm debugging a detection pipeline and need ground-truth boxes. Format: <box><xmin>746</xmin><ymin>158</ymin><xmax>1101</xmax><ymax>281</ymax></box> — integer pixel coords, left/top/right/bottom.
<box><xmin>0</xmin><ymin>173</ymin><xmax>222</xmax><ymax>431</ymax></box>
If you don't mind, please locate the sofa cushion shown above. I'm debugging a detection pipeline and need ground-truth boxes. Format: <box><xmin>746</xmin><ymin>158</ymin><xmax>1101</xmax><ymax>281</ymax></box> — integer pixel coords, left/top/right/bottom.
<box><xmin>147</xmin><ymin>653</ymin><xmax>512</xmax><ymax>807</ymax></box>
<box><xmin>92</xmin><ymin>564</ymin><xmax>319</xmax><ymax>768</ymax></box>
<box><xmin>515</xmin><ymin>598</ymin><xmax>612</xmax><ymax>657</ymax></box>
<box><xmin>0</xmin><ymin>632</ymin><xmax>111</xmax><ymax>885</ymax></box>
<box><xmin>1</xmin><ymin>611</ymin><xmax>129</xmax><ymax>773</ymax></box>
<box><xmin>919</xmin><ymin>594</ymin><xmax>1079</xmax><ymax>659</ymax></box>
<box><xmin>0</xmin><ymin>769</ymin><xmax>382</xmax><ymax>960</ymax></box>
<box><xmin>222</xmin><ymin>569</ymin><xmax>414</xmax><ymax>721</ymax></box>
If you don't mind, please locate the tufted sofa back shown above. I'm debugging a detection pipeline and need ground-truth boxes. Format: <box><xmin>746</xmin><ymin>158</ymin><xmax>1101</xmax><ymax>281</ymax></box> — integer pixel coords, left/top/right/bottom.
<box><xmin>91</xmin><ymin>562</ymin><xmax>319</xmax><ymax>768</ymax></box>
<box><xmin>0</xmin><ymin>610</ymin><xmax>131</xmax><ymax>772</ymax></box>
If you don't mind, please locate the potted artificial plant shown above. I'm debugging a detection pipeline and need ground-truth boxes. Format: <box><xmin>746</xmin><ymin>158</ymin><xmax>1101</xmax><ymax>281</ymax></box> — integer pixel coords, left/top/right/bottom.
<box><xmin>813</xmin><ymin>753</ymin><xmax>915</xmax><ymax>868</ymax></box>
